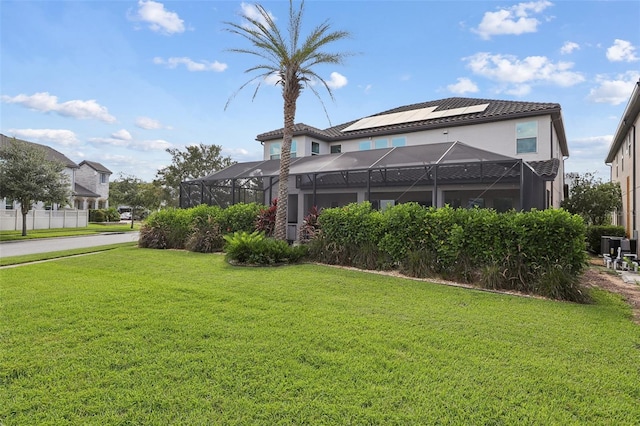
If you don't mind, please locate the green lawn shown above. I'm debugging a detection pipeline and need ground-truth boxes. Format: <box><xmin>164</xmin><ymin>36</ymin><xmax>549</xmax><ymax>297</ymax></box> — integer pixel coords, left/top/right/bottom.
<box><xmin>0</xmin><ymin>223</ymin><xmax>140</xmax><ymax>242</ymax></box>
<box><xmin>2</xmin><ymin>247</ymin><xmax>639</xmax><ymax>425</ymax></box>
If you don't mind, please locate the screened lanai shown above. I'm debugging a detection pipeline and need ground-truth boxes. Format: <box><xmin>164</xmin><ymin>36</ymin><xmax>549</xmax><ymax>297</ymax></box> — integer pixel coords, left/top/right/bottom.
<box><xmin>180</xmin><ymin>141</ymin><xmax>557</xmax><ymax>216</ymax></box>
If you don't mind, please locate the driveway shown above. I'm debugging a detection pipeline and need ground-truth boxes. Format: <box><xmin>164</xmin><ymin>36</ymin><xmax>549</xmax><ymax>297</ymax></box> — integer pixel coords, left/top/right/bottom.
<box><xmin>0</xmin><ymin>232</ymin><xmax>139</xmax><ymax>258</ymax></box>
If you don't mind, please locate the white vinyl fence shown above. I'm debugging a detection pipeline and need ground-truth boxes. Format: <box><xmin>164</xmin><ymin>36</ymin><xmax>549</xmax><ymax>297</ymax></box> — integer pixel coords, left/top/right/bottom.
<box><xmin>0</xmin><ymin>209</ymin><xmax>88</xmax><ymax>231</ymax></box>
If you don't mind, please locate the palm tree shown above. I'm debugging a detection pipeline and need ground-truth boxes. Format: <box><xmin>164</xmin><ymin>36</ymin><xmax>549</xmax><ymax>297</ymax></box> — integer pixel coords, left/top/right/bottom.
<box><xmin>224</xmin><ymin>0</ymin><xmax>351</xmax><ymax>240</ymax></box>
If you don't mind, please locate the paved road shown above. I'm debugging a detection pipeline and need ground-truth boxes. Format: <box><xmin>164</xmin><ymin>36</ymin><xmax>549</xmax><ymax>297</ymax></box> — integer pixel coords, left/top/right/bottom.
<box><xmin>0</xmin><ymin>232</ymin><xmax>139</xmax><ymax>258</ymax></box>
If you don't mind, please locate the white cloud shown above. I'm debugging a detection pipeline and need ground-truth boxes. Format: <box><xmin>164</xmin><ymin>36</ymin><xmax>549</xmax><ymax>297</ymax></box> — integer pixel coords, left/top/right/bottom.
<box><xmin>505</xmin><ymin>84</ymin><xmax>532</xmax><ymax>96</ymax></box>
<box><xmin>135</xmin><ymin>116</ymin><xmax>164</xmax><ymax>130</ymax></box>
<box><xmin>473</xmin><ymin>0</ymin><xmax>553</xmax><ymax>40</ymax></box>
<box><xmin>112</xmin><ymin>129</ymin><xmax>132</xmax><ymax>140</ymax></box>
<box><xmin>138</xmin><ymin>139</ymin><xmax>171</xmax><ymax>151</ymax></box>
<box><xmin>560</xmin><ymin>41</ymin><xmax>580</xmax><ymax>55</ymax></box>
<box><xmin>240</xmin><ymin>2</ymin><xmax>275</xmax><ymax>27</ymax></box>
<box><xmin>88</xmin><ymin>137</ymin><xmax>131</xmax><ymax>148</ymax></box>
<box><xmin>223</xmin><ymin>147</ymin><xmax>262</xmax><ymax>162</ymax></box>
<box><xmin>134</xmin><ymin>0</ymin><xmax>185</xmax><ymax>35</ymax></box>
<box><xmin>153</xmin><ymin>56</ymin><xmax>227</xmax><ymax>72</ymax></box>
<box><xmin>7</xmin><ymin>128</ymin><xmax>79</xmax><ymax>146</ymax></box>
<box><xmin>606</xmin><ymin>39</ymin><xmax>639</xmax><ymax>62</ymax></box>
<box><xmin>263</xmin><ymin>72</ymin><xmax>281</xmax><ymax>86</ymax></box>
<box><xmin>447</xmin><ymin>77</ymin><xmax>479</xmax><ymax>94</ymax></box>
<box><xmin>565</xmin><ymin>135</ymin><xmax>613</xmax><ymax>176</ymax></box>
<box><xmin>2</xmin><ymin>92</ymin><xmax>116</xmax><ymax>123</ymax></box>
<box><xmin>326</xmin><ymin>72</ymin><xmax>348</xmax><ymax>89</ymax></box>
<box><xmin>88</xmin><ymin>137</ymin><xmax>171</xmax><ymax>152</ymax></box>
<box><xmin>463</xmin><ymin>52</ymin><xmax>584</xmax><ymax>94</ymax></box>
<box><xmin>587</xmin><ymin>71</ymin><xmax>640</xmax><ymax>105</ymax></box>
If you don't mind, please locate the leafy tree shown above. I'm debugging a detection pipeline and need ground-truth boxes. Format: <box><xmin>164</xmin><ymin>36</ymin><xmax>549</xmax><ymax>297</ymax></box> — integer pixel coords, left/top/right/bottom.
<box><xmin>139</xmin><ymin>181</ymin><xmax>164</xmax><ymax>212</ymax></box>
<box><xmin>0</xmin><ymin>138</ymin><xmax>70</xmax><ymax>236</ymax></box>
<box><xmin>561</xmin><ymin>172</ymin><xmax>622</xmax><ymax>225</ymax></box>
<box><xmin>109</xmin><ymin>174</ymin><xmax>147</xmax><ymax>229</ymax></box>
<box><xmin>155</xmin><ymin>143</ymin><xmax>234</xmax><ymax>207</ymax></box>
<box><xmin>224</xmin><ymin>0</ymin><xmax>352</xmax><ymax>240</ymax></box>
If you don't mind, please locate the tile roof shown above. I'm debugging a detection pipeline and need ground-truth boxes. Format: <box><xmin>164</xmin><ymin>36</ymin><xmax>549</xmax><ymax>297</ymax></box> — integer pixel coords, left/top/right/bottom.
<box><xmin>79</xmin><ymin>160</ymin><xmax>112</xmax><ymax>174</ymax></box>
<box><xmin>528</xmin><ymin>158</ymin><xmax>560</xmax><ymax>181</ymax></box>
<box><xmin>255</xmin><ymin>97</ymin><xmax>567</xmax><ymax>156</ymax></box>
<box><xmin>0</xmin><ymin>133</ymin><xmax>79</xmax><ymax>168</ymax></box>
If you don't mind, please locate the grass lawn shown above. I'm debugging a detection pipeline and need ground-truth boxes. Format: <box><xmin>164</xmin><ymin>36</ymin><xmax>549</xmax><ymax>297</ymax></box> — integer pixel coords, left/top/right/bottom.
<box><xmin>2</xmin><ymin>247</ymin><xmax>639</xmax><ymax>425</ymax></box>
<box><xmin>0</xmin><ymin>223</ymin><xmax>140</xmax><ymax>242</ymax></box>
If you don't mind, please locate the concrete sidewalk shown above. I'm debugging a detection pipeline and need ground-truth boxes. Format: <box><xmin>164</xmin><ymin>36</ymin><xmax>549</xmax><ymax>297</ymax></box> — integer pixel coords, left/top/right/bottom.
<box><xmin>0</xmin><ymin>232</ymin><xmax>139</xmax><ymax>258</ymax></box>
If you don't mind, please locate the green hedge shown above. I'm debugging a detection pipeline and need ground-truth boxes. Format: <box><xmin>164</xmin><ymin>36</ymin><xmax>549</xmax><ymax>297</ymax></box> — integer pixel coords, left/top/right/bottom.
<box><xmin>89</xmin><ymin>208</ymin><xmax>120</xmax><ymax>223</ymax></box>
<box><xmin>139</xmin><ymin>203</ymin><xmax>264</xmax><ymax>251</ymax></box>
<box><xmin>586</xmin><ymin>225</ymin><xmax>626</xmax><ymax>254</ymax></box>
<box><xmin>310</xmin><ymin>203</ymin><xmax>589</xmax><ymax>302</ymax></box>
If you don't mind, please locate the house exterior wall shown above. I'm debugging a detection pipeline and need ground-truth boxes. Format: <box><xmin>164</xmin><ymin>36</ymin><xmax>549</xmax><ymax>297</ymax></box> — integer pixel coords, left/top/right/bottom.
<box><xmin>606</xmin><ymin>80</ymin><xmax>640</xmax><ymax>242</ymax></box>
<box><xmin>609</xmin><ymin>112</ymin><xmax>639</xmax><ymax>238</ymax></box>
<box><xmin>76</xmin><ymin>164</ymin><xmax>110</xmax><ymax>199</ymax></box>
<box><xmin>263</xmin><ymin>114</ymin><xmax>565</xmax><ymax>209</ymax></box>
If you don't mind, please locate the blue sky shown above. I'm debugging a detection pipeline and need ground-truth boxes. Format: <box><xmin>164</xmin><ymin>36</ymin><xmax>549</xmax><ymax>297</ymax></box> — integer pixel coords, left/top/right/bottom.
<box><xmin>1</xmin><ymin>0</ymin><xmax>639</xmax><ymax>182</ymax></box>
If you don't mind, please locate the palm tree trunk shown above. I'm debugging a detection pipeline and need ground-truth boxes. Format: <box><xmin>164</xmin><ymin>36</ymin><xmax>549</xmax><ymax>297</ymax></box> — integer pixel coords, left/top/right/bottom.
<box><xmin>274</xmin><ymin>89</ymin><xmax>298</xmax><ymax>241</ymax></box>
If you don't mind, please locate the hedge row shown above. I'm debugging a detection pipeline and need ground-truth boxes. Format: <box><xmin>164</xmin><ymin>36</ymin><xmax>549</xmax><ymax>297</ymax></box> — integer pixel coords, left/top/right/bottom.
<box><xmin>308</xmin><ymin>202</ymin><xmax>589</xmax><ymax>302</ymax></box>
<box><xmin>139</xmin><ymin>203</ymin><xmax>264</xmax><ymax>251</ymax></box>
<box><xmin>586</xmin><ymin>225</ymin><xmax>626</xmax><ymax>254</ymax></box>
<box><xmin>89</xmin><ymin>208</ymin><xmax>120</xmax><ymax>223</ymax></box>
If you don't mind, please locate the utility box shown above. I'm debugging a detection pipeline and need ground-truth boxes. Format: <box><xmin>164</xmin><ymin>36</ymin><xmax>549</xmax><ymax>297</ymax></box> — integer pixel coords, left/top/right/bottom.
<box><xmin>601</xmin><ymin>236</ymin><xmax>623</xmax><ymax>256</ymax></box>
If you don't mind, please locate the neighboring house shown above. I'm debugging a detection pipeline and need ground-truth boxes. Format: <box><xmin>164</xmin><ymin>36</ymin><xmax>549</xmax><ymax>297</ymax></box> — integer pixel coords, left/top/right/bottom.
<box><xmin>0</xmin><ymin>134</ymin><xmax>111</xmax><ymax>211</ymax></box>
<box><xmin>182</xmin><ymin>97</ymin><xmax>569</xmax><ymax>240</ymax></box>
<box><xmin>75</xmin><ymin>160</ymin><xmax>112</xmax><ymax>209</ymax></box>
<box><xmin>605</xmin><ymin>79</ymin><xmax>640</xmax><ymax>239</ymax></box>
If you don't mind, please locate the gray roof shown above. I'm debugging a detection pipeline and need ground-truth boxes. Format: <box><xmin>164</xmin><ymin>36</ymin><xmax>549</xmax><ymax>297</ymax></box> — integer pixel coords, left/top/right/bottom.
<box><xmin>256</xmin><ymin>97</ymin><xmax>568</xmax><ymax>156</ymax></box>
<box><xmin>79</xmin><ymin>160</ymin><xmax>112</xmax><ymax>174</ymax></box>
<box><xmin>605</xmin><ymin>79</ymin><xmax>640</xmax><ymax>164</ymax></box>
<box><xmin>197</xmin><ymin>141</ymin><xmax>553</xmax><ymax>181</ymax></box>
<box><xmin>74</xmin><ymin>183</ymin><xmax>100</xmax><ymax>198</ymax></box>
<box><xmin>0</xmin><ymin>133</ymin><xmax>79</xmax><ymax>168</ymax></box>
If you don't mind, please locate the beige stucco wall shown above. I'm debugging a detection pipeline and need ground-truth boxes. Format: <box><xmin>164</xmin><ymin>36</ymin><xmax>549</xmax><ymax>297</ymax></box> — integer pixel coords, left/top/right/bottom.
<box><xmin>610</xmin><ymin>112</ymin><xmax>640</xmax><ymax>238</ymax></box>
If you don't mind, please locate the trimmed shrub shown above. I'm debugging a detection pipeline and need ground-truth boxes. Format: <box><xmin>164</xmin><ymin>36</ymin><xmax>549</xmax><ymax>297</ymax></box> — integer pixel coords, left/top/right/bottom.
<box><xmin>316</xmin><ymin>202</ymin><xmax>387</xmax><ymax>269</ymax></box>
<box><xmin>90</xmin><ymin>208</ymin><xmax>123</xmax><ymax>222</ymax></box>
<box><xmin>185</xmin><ymin>215</ymin><xmax>225</xmax><ymax>253</ymax></box>
<box><xmin>309</xmin><ymin>203</ymin><xmax>589</xmax><ymax>301</ymax></box>
<box><xmin>222</xmin><ymin>202</ymin><xmax>264</xmax><ymax>234</ymax></box>
<box><xmin>586</xmin><ymin>225</ymin><xmax>626</xmax><ymax>254</ymax></box>
<box><xmin>89</xmin><ymin>209</ymin><xmax>106</xmax><ymax>223</ymax></box>
<box><xmin>139</xmin><ymin>208</ymin><xmax>193</xmax><ymax>249</ymax></box>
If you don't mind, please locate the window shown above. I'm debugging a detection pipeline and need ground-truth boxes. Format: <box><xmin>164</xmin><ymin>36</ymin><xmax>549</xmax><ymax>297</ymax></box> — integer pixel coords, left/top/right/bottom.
<box><xmin>100</xmin><ymin>173</ymin><xmax>108</xmax><ymax>184</ymax></box>
<box><xmin>330</xmin><ymin>145</ymin><xmax>341</xmax><ymax>154</ymax></box>
<box><xmin>270</xmin><ymin>141</ymin><xmax>297</xmax><ymax>159</ymax></box>
<box><xmin>359</xmin><ymin>141</ymin><xmax>371</xmax><ymax>151</ymax></box>
<box><xmin>374</xmin><ymin>139</ymin><xmax>388</xmax><ymax>149</ymax></box>
<box><xmin>391</xmin><ymin>137</ymin><xmax>406</xmax><ymax>147</ymax></box>
<box><xmin>270</xmin><ymin>143</ymin><xmax>280</xmax><ymax>160</ymax></box>
<box><xmin>516</xmin><ymin>121</ymin><xmax>537</xmax><ymax>154</ymax></box>
<box><xmin>311</xmin><ymin>141</ymin><xmax>320</xmax><ymax>155</ymax></box>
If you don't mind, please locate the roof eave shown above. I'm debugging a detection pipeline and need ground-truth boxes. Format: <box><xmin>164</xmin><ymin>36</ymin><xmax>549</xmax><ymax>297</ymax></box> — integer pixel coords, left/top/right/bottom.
<box><xmin>605</xmin><ymin>79</ymin><xmax>640</xmax><ymax>164</ymax></box>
